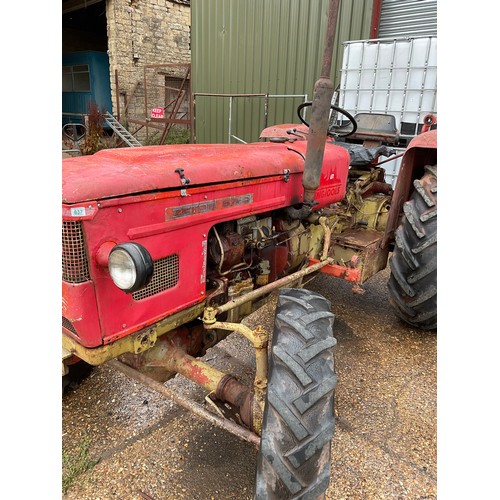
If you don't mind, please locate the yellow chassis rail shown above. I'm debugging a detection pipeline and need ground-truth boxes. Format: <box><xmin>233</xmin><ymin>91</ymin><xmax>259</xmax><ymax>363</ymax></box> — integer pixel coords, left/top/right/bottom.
<box><xmin>63</xmin><ymin>258</ymin><xmax>333</xmax><ymax>372</ymax></box>
<box><xmin>62</xmin><ymin>303</ymin><xmax>205</xmax><ymax>368</ymax></box>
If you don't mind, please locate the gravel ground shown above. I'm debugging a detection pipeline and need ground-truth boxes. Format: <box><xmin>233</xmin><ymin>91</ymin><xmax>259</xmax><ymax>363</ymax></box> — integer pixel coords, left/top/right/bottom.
<box><xmin>62</xmin><ymin>267</ymin><xmax>436</xmax><ymax>499</ymax></box>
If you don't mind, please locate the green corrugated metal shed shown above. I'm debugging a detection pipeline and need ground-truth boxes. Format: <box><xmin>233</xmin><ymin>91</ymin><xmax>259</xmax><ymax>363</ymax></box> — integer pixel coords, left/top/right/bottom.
<box><xmin>191</xmin><ymin>0</ymin><xmax>373</xmax><ymax>144</ymax></box>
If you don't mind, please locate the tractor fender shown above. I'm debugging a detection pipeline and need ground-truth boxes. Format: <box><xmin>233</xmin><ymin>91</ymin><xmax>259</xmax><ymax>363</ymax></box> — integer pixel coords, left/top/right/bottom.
<box><xmin>382</xmin><ymin>129</ymin><xmax>437</xmax><ymax>248</ymax></box>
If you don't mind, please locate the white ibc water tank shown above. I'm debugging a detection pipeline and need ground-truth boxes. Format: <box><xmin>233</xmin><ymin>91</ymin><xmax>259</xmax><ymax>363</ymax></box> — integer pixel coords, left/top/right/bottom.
<box><xmin>338</xmin><ymin>36</ymin><xmax>437</xmax><ymax>187</ymax></box>
<box><xmin>338</xmin><ymin>36</ymin><xmax>437</xmax><ymax>141</ymax></box>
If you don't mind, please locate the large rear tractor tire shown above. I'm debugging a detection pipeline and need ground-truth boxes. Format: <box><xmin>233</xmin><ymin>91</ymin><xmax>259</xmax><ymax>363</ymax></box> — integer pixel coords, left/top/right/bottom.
<box><xmin>388</xmin><ymin>164</ymin><xmax>437</xmax><ymax>330</ymax></box>
<box><xmin>255</xmin><ymin>288</ymin><xmax>337</xmax><ymax>499</ymax></box>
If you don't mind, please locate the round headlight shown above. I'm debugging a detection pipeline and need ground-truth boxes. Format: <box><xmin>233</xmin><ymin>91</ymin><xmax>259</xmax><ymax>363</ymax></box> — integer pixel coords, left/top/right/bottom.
<box><xmin>108</xmin><ymin>243</ymin><xmax>153</xmax><ymax>293</ymax></box>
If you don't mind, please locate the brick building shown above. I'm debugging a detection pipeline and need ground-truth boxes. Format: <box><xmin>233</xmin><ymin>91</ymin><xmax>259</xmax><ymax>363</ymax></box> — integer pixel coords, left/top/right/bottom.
<box><xmin>62</xmin><ymin>0</ymin><xmax>191</xmax><ymax>140</ymax></box>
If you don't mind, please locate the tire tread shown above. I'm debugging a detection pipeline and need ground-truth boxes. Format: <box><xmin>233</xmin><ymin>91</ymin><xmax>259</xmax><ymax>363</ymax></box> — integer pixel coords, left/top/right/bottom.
<box><xmin>387</xmin><ymin>165</ymin><xmax>437</xmax><ymax>330</ymax></box>
<box><xmin>255</xmin><ymin>288</ymin><xmax>336</xmax><ymax>499</ymax></box>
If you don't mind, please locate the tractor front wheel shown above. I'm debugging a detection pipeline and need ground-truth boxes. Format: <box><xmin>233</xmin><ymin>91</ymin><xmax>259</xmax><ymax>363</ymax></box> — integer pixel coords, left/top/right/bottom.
<box><xmin>255</xmin><ymin>288</ymin><xmax>337</xmax><ymax>499</ymax></box>
<box><xmin>388</xmin><ymin>164</ymin><xmax>437</xmax><ymax>330</ymax></box>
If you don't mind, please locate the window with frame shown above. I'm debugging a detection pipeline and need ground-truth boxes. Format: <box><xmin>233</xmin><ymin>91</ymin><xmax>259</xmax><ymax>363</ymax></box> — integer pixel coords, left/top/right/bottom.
<box><xmin>62</xmin><ymin>64</ymin><xmax>91</xmax><ymax>92</ymax></box>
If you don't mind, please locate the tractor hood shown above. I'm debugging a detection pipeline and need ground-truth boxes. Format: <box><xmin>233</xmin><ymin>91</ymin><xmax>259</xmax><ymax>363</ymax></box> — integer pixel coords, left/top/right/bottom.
<box><xmin>62</xmin><ymin>141</ymin><xmax>347</xmax><ymax>204</ymax></box>
<box><xmin>62</xmin><ymin>141</ymin><xmax>345</xmax><ymax>204</ymax></box>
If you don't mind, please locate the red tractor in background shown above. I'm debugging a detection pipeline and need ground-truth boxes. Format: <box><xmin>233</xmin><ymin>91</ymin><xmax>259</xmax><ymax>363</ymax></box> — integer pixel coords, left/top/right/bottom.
<box><xmin>62</xmin><ymin>1</ymin><xmax>436</xmax><ymax>497</ymax></box>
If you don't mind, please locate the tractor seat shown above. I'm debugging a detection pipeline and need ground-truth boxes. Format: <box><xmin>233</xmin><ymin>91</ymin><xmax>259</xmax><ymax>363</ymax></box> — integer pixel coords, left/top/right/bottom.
<box><xmin>337</xmin><ymin>113</ymin><xmax>400</xmax><ymax>146</ymax></box>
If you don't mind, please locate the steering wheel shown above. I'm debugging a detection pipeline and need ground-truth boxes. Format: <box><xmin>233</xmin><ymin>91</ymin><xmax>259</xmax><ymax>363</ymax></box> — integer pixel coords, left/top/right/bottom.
<box><xmin>297</xmin><ymin>102</ymin><xmax>357</xmax><ymax>138</ymax></box>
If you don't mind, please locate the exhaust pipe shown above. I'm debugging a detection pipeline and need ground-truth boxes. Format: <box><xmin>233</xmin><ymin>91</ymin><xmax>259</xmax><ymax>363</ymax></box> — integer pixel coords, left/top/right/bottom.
<box><xmin>292</xmin><ymin>0</ymin><xmax>340</xmax><ymax>217</ymax></box>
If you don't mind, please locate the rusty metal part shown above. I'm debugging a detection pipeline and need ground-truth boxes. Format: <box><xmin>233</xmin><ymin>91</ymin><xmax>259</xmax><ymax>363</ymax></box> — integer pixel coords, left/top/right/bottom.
<box><xmin>274</xmin><ymin>219</ymin><xmax>309</xmax><ymax>273</ymax></box>
<box><xmin>202</xmin><ymin>261</ymin><xmax>337</xmax><ymax>435</ymax></box>
<box><xmin>205</xmin><ymin>320</ymin><xmax>268</xmax><ymax>435</ymax></box>
<box><xmin>258</xmin><ymin>245</ymin><xmax>289</xmax><ymax>282</ymax></box>
<box><xmin>115</xmin><ymin>63</ymin><xmax>192</xmax><ymax>144</ymax></box>
<box><xmin>353</xmin><ymin>194</ymin><xmax>391</xmax><ymax>232</ymax></box>
<box><xmin>120</xmin><ymin>338</ymin><xmax>257</xmax><ymax>431</ymax></box>
<box><xmin>226</xmin><ymin>277</ymin><xmax>254</xmax><ymax>323</ymax></box>
<box><xmin>382</xmin><ymin>130</ymin><xmax>437</xmax><ymax>248</ymax></box>
<box><xmin>251</xmin><ymin>385</ymin><xmax>266</xmax><ymax>435</ymax></box>
<box><xmin>118</xmin><ymin>325</ymin><xmax>205</xmax><ymax>383</ymax></box>
<box><xmin>309</xmin><ymin>257</ymin><xmax>362</xmax><ymax>283</ymax></box>
<box><xmin>108</xmin><ymin>359</ymin><xmax>260</xmax><ymax>447</ymax></box>
<box><xmin>359</xmin><ymin>180</ymin><xmax>393</xmax><ymax>198</ymax></box>
<box><xmin>62</xmin><ymin>302</ymin><xmax>205</xmax><ymax>366</ymax></box>
<box><xmin>348</xmin><ymin>168</ymin><xmax>388</xmax><ymax>210</ymax></box>
<box><xmin>375</xmin><ymin>151</ymin><xmax>405</xmax><ymax>167</ymax></box>
<box><xmin>284</xmin><ymin>203</ymin><xmax>316</xmax><ymax>220</ymax></box>
<box><xmin>302</xmin><ymin>0</ymin><xmax>340</xmax><ymax>205</ymax></box>
<box><xmin>209</xmin><ymin>229</ymin><xmax>245</xmax><ymax>273</ymax></box>
<box><xmin>62</xmin><ymin>347</ymin><xmax>73</xmax><ymax>375</ymax></box>
<box><xmin>347</xmin><ymin>112</ymin><xmax>400</xmax><ymax>145</ymax></box>
<box><xmin>205</xmin><ymin>277</ymin><xmax>228</xmax><ymax>308</ymax></box>
<box><xmin>159</xmin><ymin>342</ymin><xmax>227</xmax><ymax>393</ymax></box>
<box><xmin>259</xmin><ymin>124</ymin><xmax>309</xmax><ymax>140</ymax></box>
<box><xmin>319</xmin><ymin>216</ymin><xmax>332</xmax><ymax>261</ymax></box>
<box><xmin>112</xmin><ymin>325</ymin><xmax>260</xmax><ymax>429</ymax></box>
<box><xmin>327</xmin><ymin>228</ymin><xmax>390</xmax><ymax>284</ymax></box>
<box><xmin>215</xmin><ymin>375</ymin><xmax>254</xmax><ymax>431</ymax></box>
<box><xmin>213</xmin><ymin>257</ymin><xmax>334</xmax><ymax>316</ymax></box>
<box><xmin>255</xmin><ymin>272</ymin><xmax>269</xmax><ymax>287</ymax></box>
<box><xmin>203</xmin><ymin>320</ymin><xmax>269</xmax><ymax>402</ymax></box>
<box><xmin>421</xmin><ymin>113</ymin><xmax>437</xmax><ymax>133</ymax></box>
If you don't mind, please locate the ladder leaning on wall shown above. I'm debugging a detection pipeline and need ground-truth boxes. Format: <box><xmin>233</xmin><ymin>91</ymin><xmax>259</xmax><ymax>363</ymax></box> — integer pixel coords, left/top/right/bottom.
<box><xmin>104</xmin><ymin>112</ymin><xmax>143</xmax><ymax>147</ymax></box>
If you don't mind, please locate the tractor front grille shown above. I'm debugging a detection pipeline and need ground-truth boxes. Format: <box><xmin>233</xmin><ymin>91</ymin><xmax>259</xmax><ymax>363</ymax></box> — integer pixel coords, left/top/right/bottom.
<box><xmin>133</xmin><ymin>254</ymin><xmax>179</xmax><ymax>300</ymax></box>
<box><xmin>62</xmin><ymin>316</ymin><xmax>78</xmax><ymax>336</ymax></box>
<box><xmin>62</xmin><ymin>221</ymin><xmax>90</xmax><ymax>283</ymax></box>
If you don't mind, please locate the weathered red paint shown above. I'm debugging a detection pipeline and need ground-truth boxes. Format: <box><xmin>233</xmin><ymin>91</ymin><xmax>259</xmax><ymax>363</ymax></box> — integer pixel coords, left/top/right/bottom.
<box><xmin>163</xmin><ymin>343</ymin><xmax>223</xmax><ymax>391</ymax></box>
<box><xmin>63</xmin><ymin>142</ymin><xmax>347</xmax><ymax>204</ymax></box>
<box><xmin>382</xmin><ymin>129</ymin><xmax>437</xmax><ymax>248</ymax></box>
<box><xmin>406</xmin><ymin>129</ymin><xmax>437</xmax><ymax>150</ymax></box>
<box><xmin>259</xmin><ymin>124</ymin><xmax>309</xmax><ymax>140</ymax></box>
<box><xmin>62</xmin><ymin>281</ymin><xmax>103</xmax><ymax>347</ymax></box>
<box><xmin>63</xmin><ymin>141</ymin><xmax>350</xmax><ymax>348</ymax></box>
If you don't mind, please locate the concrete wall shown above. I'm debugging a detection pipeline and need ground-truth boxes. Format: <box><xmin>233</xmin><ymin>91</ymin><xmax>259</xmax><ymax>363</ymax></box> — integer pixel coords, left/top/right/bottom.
<box><xmin>106</xmin><ymin>0</ymin><xmax>191</xmax><ymax>135</ymax></box>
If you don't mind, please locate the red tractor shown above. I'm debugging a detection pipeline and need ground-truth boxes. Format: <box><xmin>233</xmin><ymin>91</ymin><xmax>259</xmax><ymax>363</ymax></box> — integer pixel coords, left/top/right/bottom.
<box><xmin>62</xmin><ymin>4</ymin><xmax>436</xmax><ymax>498</ymax></box>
